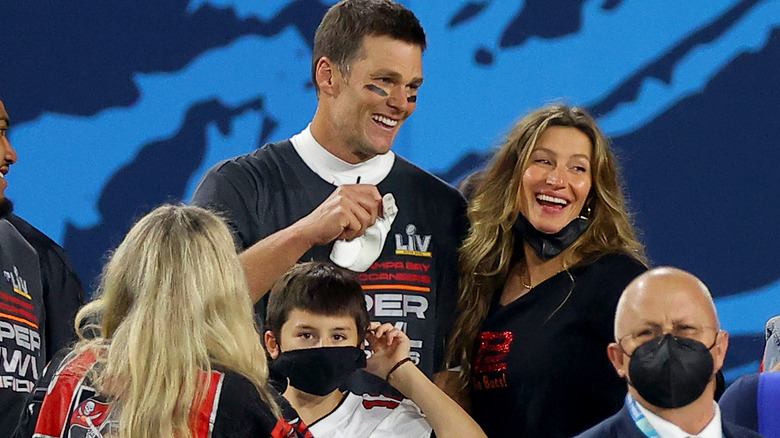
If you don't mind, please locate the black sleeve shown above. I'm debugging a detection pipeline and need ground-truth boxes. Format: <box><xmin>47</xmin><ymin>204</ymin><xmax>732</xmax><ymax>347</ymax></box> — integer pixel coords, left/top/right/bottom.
<box><xmin>191</xmin><ymin>162</ymin><xmax>262</xmax><ymax>252</ymax></box>
<box><xmin>11</xmin><ymin>348</ymin><xmax>73</xmax><ymax>438</ymax></box>
<box><xmin>582</xmin><ymin>253</ymin><xmax>647</xmax><ymax>422</ymax></box>
<box><xmin>588</xmin><ymin>253</ymin><xmax>647</xmax><ymax>343</ymax></box>
<box><xmin>433</xmin><ymin>194</ymin><xmax>469</xmax><ymax>372</ymax></box>
<box><xmin>212</xmin><ymin>374</ymin><xmax>290</xmax><ymax>438</ymax></box>
<box><xmin>40</xmin><ymin>244</ymin><xmax>87</xmax><ymax>361</ymax></box>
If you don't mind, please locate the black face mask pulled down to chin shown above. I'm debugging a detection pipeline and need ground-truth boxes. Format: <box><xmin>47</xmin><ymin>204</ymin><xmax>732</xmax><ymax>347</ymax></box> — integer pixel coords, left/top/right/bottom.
<box><xmin>270</xmin><ymin>346</ymin><xmax>366</xmax><ymax>396</ymax></box>
<box><xmin>627</xmin><ymin>334</ymin><xmax>715</xmax><ymax>409</ymax></box>
<box><xmin>512</xmin><ymin>213</ymin><xmax>590</xmax><ymax>260</ymax></box>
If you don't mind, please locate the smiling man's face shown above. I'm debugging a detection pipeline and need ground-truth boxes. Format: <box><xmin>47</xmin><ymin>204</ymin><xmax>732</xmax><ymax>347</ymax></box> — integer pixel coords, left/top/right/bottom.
<box><xmin>0</xmin><ymin>100</ymin><xmax>18</xmax><ymax>216</ymax></box>
<box><xmin>317</xmin><ymin>35</ymin><xmax>423</xmax><ymax>164</ymax></box>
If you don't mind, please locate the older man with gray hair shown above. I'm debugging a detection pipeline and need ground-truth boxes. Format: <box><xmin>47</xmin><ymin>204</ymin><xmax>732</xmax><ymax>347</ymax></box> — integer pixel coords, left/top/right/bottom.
<box><xmin>576</xmin><ymin>267</ymin><xmax>761</xmax><ymax>438</ymax></box>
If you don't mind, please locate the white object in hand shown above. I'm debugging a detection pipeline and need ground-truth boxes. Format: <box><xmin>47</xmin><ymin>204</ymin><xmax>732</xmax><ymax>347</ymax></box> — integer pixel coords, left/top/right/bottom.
<box><xmin>330</xmin><ymin>193</ymin><xmax>398</xmax><ymax>272</ymax></box>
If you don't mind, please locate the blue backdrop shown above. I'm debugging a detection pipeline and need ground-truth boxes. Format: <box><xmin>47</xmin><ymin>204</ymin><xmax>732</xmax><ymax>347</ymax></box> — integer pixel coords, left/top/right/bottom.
<box><xmin>2</xmin><ymin>0</ymin><xmax>778</xmax><ymax>380</ymax></box>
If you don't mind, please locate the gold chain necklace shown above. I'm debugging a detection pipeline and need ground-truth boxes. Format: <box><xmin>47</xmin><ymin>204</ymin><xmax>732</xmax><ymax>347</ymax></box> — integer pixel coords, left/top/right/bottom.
<box><xmin>520</xmin><ymin>263</ymin><xmax>567</xmax><ymax>290</ymax></box>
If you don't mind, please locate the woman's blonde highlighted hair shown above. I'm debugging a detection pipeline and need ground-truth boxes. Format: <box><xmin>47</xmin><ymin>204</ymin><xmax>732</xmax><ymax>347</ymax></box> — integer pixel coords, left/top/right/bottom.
<box><xmin>445</xmin><ymin>104</ymin><xmax>647</xmax><ymax>387</ymax></box>
<box><xmin>74</xmin><ymin>204</ymin><xmax>278</xmax><ymax>437</ymax></box>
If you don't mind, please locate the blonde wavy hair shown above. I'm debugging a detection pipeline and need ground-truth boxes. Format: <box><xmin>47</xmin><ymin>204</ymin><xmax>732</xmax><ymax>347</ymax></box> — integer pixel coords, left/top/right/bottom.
<box><xmin>445</xmin><ymin>104</ymin><xmax>647</xmax><ymax>387</ymax></box>
<box><xmin>74</xmin><ymin>204</ymin><xmax>279</xmax><ymax>437</ymax></box>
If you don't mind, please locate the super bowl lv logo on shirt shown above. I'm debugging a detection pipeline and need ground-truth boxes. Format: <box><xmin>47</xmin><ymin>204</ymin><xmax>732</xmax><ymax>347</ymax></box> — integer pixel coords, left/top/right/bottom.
<box><xmin>0</xmin><ymin>265</ymin><xmax>42</xmax><ymax>393</ymax></box>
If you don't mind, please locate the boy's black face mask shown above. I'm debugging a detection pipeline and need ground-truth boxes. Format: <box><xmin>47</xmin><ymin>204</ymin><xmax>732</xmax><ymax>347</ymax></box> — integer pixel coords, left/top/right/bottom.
<box><xmin>270</xmin><ymin>346</ymin><xmax>366</xmax><ymax>396</ymax></box>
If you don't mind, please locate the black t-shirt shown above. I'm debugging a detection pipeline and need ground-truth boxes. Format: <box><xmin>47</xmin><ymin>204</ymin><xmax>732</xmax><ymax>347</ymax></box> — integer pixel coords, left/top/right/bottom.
<box><xmin>0</xmin><ymin>216</ymin><xmax>85</xmax><ymax>438</ymax></box>
<box><xmin>212</xmin><ymin>371</ymin><xmax>312</xmax><ymax>438</ymax></box>
<box><xmin>470</xmin><ymin>253</ymin><xmax>646</xmax><ymax>438</ymax></box>
<box><xmin>192</xmin><ymin>140</ymin><xmax>468</xmax><ymax>379</ymax></box>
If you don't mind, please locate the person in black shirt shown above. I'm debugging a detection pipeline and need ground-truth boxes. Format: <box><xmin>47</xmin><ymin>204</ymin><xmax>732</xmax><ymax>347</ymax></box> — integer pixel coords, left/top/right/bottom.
<box><xmin>443</xmin><ymin>104</ymin><xmax>648</xmax><ymax>437</ymax></box>
<box><xmin>192</xmin><ymin>0</ymin><xmax>467</xmax><ymax>384</ymax></box>
<box><xmin>0</xmin><ymin>97</ymin><xmax>86</xmax><ymax>438</ymax></box>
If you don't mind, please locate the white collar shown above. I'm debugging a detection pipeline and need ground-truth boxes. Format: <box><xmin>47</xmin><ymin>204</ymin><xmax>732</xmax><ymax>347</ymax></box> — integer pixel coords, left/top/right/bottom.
<box><xmin>635</xmin><ymin>398</ymin><xmax>722</xmax><ymax>438</ymax></box>
<box><xmin>290</xmin><ymin>125</ymin><xmax>395</xmax><ymax>186</ymax></box>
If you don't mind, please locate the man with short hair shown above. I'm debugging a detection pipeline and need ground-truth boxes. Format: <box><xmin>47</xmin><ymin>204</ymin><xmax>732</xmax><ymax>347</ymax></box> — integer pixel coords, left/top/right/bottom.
<box><xmin>0</xmin><ymin>97</ymin><xmax>86</xmax><ymax>437</ymax></box>
<box><xmin>263</xmin><ymin>261</ymin><xmax>485</xmax><ymax>438</ymax></box>
<box><xmin>577</xmin><ymin>267</ymin><xmax>761</xmax><ymax>437</ymax></box>
<box><xmin>192</xmin><ymin>0</ymin><xmax>467</xmax><ymax>385</ymax></box>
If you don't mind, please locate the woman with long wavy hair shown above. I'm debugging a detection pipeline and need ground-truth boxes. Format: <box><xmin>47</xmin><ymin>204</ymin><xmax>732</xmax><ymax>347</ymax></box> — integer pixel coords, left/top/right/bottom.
<box><xmin>17</xmin><ymin>205</ymin><xmax>310</xmax><ymax>438</ymax></box>
<box><xmin>442</xmin><ymin>104</ymin><xmax>648</xmax><ymax>438</ymax></box>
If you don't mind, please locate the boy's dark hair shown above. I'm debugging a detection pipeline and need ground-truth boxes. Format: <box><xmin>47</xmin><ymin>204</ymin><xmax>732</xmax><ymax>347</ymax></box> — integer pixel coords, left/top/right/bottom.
<box><xmin>311</xmin><ymin>0</ymin><xmax>427</xmax><ymax>92</ymax></box>
<box><xmin>266</xmin><ymin>261</ymin><xmax>370</xmax><ymax>343</ymax></box>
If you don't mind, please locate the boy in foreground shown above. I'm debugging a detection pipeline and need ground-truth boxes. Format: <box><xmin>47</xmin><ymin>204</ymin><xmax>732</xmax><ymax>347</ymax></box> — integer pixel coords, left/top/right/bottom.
<box><xmin>264</xmin><ymin>262</ymin><xmax>485</xmax><ymax>438</ymax></box>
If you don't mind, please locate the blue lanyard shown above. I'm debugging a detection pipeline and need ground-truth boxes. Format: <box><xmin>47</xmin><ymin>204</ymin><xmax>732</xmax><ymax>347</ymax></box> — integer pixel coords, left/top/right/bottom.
<box><xmin>626</xmin><ymin>395</ymin><xmax>660</xmax><ymax>438</ymax></box>
<box><xmin>625</xmin><ymin>394</ymin><xmax>725</xmax><ymax>438</ymax></box>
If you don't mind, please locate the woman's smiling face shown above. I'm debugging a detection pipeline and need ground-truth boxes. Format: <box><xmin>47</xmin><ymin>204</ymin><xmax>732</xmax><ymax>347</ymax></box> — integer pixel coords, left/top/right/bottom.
<box><xmin>518</xmin><ymin>125</ymin><xmax>593</xmax><ymax>234</ymax></box>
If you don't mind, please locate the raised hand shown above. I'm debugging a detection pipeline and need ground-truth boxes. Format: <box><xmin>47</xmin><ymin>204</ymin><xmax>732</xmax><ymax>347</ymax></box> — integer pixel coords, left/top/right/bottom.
<box><xmin>293</xmin><ymin>184</ymin><xmax>383</xmax><ymax>246</ymax></box>
<box><xmin>365</xmin><ymin>321</ymin><xmax>411</xmax><ymax>380</ymax></box>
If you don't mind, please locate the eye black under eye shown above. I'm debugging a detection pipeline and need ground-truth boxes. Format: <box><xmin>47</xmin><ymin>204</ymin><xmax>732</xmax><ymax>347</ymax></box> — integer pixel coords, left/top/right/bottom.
<box><xmin>365</xmin><ymin>84</ymin><xmax>388</xmax><ymax>97</ymax></box>
<box><xmin>407</xmin><ymin>95</ymin><xmax>417</xmax><ymax>103</ymax></box>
